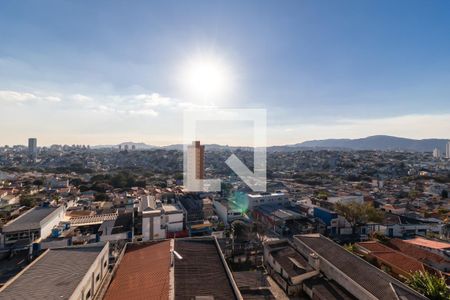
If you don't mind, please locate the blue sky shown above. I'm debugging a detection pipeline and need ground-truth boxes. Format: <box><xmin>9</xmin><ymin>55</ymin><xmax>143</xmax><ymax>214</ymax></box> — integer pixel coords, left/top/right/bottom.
<box><xmin>1</xmin><ymin>0</ymin><xmax>450</xmax><ymax>146</ymax></box>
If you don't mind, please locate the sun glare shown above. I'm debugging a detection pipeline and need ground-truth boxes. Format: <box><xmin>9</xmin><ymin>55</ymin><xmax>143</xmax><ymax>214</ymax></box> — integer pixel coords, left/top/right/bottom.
<box><xmin>180</xmin><ymin>53</ymin><xmax>232</xmax><ymax>103</ymax></box>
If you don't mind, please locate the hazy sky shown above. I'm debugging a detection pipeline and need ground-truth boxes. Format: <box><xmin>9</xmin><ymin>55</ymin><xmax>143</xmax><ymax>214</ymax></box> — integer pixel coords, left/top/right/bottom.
<box><xmin>1</xmin><ymin>0</ymin><xmax>450</xmax><ymax>146</ymax></box>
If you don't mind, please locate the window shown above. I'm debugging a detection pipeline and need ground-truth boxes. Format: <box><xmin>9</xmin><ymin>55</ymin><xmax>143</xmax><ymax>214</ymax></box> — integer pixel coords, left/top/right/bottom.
<box><xmin>85</xmin><ymin>290</ymin><xmax>91</xmax><ymax>300</ymax></box>
<box><xmin>104</xmin><ymin>260</ymin><xmax>107</xmax><ymax>268</ymax></box>
<box><xmin>96</xmin><ymin>274</ymin><xmax>100</xmax><ymax>282</ymax></box>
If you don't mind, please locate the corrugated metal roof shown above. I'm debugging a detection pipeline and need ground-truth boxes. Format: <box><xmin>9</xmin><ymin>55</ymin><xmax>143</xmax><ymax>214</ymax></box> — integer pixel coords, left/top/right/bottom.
<box><xmin>295</xmin><ymin>234</ymin><xmax>427</xmax><ymax>300</ymax></box>
<box><xmin>0</xmin><ymin>243</ymin><xmax>107</xmax><ymax>299</ymax></box>
<box><xmin>174</xmin><ymin>238</ymin><xmax>238</xmax><ymax>300</ymax></box>
<box><xmin>2</xmin><ymin>206</ymin><xmax>61</xmax><ymax>233</ymax></box>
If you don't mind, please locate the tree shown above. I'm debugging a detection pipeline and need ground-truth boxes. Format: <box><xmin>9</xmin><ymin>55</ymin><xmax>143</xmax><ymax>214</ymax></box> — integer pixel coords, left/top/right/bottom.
<box><xmin>95</xmin><ymin>193</ymin><xmax>109</xmax><ymax>201</ymax></box>
<box><xmin>334</xmin><ymin>201</ymin><xmax>383</xmax><ymax>235</ymax></box>
<box><xmin>20</xmin><ymin>195</ymin><xmax>36</xmax><ymax>207</ymax></box>
<box><xmin>406</xmin><ymin>271</ymin><xmax>449</xmax><ymax>300</ymax></box>
<box><xmin>32</xmin><ymin>179</ymin><xmax>44</xmax><ymax>187</ymax></box>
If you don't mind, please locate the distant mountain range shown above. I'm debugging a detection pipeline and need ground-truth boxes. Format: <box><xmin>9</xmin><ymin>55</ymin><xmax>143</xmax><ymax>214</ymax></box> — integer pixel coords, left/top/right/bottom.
<box><xmin>93</xmin><ymin>135</ymin><xmax>450</xmax><ymax>153</ymax></box>
<box><xmin>271</xmin><ymin>135</ymin><xmax>450</xmax><ymax>152</ymax></box>
<box><xmin>92</xmin><ymin>142</ymin><xmax>157</xmax><ymax>150</ymax></box>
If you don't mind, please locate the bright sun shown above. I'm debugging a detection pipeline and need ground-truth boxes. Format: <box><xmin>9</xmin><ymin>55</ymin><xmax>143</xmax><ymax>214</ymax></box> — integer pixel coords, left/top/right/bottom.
<box><xmin>180</xmin><ymin>54</ymin><xmax>232</xmax><ymax>102</ymax></box>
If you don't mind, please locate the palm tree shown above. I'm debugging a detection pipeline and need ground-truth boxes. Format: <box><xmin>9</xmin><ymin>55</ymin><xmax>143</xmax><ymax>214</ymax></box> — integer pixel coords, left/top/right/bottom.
<box><xmin>406</xmin><ymin>271</ymin><xmax>449</xmax><ymax>300</ymax></box>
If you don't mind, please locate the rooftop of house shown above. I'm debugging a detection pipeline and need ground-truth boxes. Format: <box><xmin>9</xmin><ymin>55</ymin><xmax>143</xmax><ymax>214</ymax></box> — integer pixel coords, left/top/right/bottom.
<box><xmin>0</xmin><ymin>243</ymin><xmax>107</xmax><ymax>299</ymax></box>
<box><xmin>110</xmin><ymin>212</ymin><xmax>133</xmax><ymax>234</ymax></box>
<box><xmin>303</xmin><ymin>277</ymin><xmax>357</xmax><ymax>300</ymax></box>
<box><xmin>255</xmin><ymin>205</ymin><xmax>303</xmax><ymax>220</ymax></box>
<box><xmin>357</xmin><ymin>241</ymin><xmax>428</xmax><ymax>274</ymax></box>
<box><xmin>162</xmin><ymin>203</ymin><xmax>183</xmax><ymax>214</ymax></box>
<box><xmin>270</xmin><ymin>246</ymin><xmax>312</xmax><ymax>277</ymax></box>
<box><xmin>404</xmin><ymin>237</ymin><xmax>450</xmax><ymax>250</ymax></box>
<box><xmin>2</xmin><ymin>206</ymin><xmax>61</xmax><ymax>232</ymax></box>
<box><xmin>387</xmin><ymin>238</ymin><xmax>448</xmax><ymax>264</ymax></box>
<box><xmin>174</xmin><ymin>237</ymin><xmax>239</xmax><ymax>300</ymax></box>
<box><xmin>232</xmin><ymin>271</ymin><xmax>269</xmax><ymax>290</ymax></box>
<box><xmin>247</xmin><ymin>192</ymin><xmax>285</xmax><ymax>198</ymax></box>
<box><xmin>295</xmin><ymin>234</ymin><xmax>427</xmax><ymax>300</ymax></box>
<box><xmin>104</xmin><ymin>241</ymin><xmax>171</xmax><ymax>300</ymax></box>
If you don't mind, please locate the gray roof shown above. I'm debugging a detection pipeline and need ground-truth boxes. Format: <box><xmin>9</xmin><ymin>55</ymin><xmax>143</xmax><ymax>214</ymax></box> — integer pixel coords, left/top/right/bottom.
<box><xmin>295</xmin><ymin>234</ymin><xmax>427</xmax><ymax>300</ymax></box>
<box><xmin>303</xmin><ymin>277</ymin><xmax>357</xmax><ymax>300</ymax></box>
<box><xmin>2</xmin><ymin>207</ymin><xmax>61</xmax><ymax>233</ymax></box>
<box><xmin>174</xmin><ymin>238</ymin><xmax>238</xmax><ymax>300</ymax></box>
<box><xmin>271</xmin><ymin>246</ymin><xmax>312</xmax><ymax>277</ymax></box>
<box><xmin>0</xmin><ymin>244</ymin><xmax>106</xmax><ymax>299</ymax></box>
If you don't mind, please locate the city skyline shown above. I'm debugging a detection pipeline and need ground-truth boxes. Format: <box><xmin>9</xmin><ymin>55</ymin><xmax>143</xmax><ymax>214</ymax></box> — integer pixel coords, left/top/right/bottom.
<box><xmin>1</xmin><ymin>1</ymin><xmax>450</xmax><ymax>146</ymax></box>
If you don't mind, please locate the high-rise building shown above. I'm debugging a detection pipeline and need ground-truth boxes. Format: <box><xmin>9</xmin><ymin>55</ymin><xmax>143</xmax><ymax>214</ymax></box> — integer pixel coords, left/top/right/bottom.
<box><xmin>447</xmin><ymin>141</ymin><xmax>450</xmax><ymax>159</ymax></box>
<box><xmin>187</xmin><ymin>141</ymin><xmax>205</xmax><ymax>179</ymax></box>
<box><xmin>28</xmin><ymin>138</ymin><xmax>38</xmax><ymax>160</ymax></box>
<box><xmin>433</xmin><ymin>148</ymin><xmax>441</xmax><ymax>158</ymax></box>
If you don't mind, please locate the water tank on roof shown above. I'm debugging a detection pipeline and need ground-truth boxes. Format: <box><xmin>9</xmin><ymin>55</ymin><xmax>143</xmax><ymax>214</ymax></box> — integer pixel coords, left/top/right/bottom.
<box><xmin>51</xmin><ymin>227</ymin><xmax>62</xmax><ymax>238</ymax></box>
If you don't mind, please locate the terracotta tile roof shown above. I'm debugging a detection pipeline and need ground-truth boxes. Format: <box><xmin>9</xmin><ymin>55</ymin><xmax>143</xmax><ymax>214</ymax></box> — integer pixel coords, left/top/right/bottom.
<box><xmin>404</xmin><ymin>237</ymin><xmax>450</xmax><ymax>250</ymax></box>
<box><xmin>373</xmin><ymin>251</ymin><xmax>426</xmax><ymax>273</ymax></box>
<box><xmin>357</xmin><ymin>241</ymin><xmax>426</xmax><ymax>274</ymax></box>
<box><xmin>104</xmin><ymin>241</ymin><xmax>171</xmax><ymax>300</ymax></box>
<box><xmin>388</xmin><ymin>239</ymin><xmax>448</xmax><ymax>264</ymax></box>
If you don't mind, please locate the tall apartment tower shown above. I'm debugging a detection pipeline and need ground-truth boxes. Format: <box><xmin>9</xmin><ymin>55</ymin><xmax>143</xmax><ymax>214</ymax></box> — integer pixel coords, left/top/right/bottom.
<box><xmin>28</xmin><ymin>138</ymin><xmax>38</xmax><ymax>160</ymax></box>
<box><xmin>433</xmin><ymin>148</ymin><xmax>441</xmax><ymax>158</ymax></box>
<box><xmin>187</xmin><ymin>141</ymin><xmax>205</xmax><ymax>179</ymax></box>
<box><xmin>446</xmin><ymin>141</ymin><xmax>450</xmax><ymax>159</ymax></box>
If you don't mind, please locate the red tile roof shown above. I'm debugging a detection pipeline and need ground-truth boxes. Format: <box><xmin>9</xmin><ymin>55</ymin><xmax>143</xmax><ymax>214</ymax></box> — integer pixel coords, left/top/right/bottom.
<box><xmin>388</xmin><ymin>239</ymin><xmax>448</xmax><ymax>264</ymax></box>
<box><xmin>104</xmin><ymin>241</ymin><xmax>171</xmax><ymax>300</ymax></box>
<box><xmin>404</xmin><ymin>237</ymin><xmax>450</xmax><ymax>250</ymax></box>
<box><xmin>373</xmin><ymin>252</ymin><xmax>426</xmax><ymax>274</ymax></box>
<box><xmin>357</xmin><ymin>241</ymin><xmax>426</xmax><ymax>274</ymax></box>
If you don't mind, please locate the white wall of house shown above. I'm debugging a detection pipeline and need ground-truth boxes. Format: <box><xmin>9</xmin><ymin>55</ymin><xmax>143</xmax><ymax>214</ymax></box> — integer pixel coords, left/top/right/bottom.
<box><xmin>142</xmin><ymin>211</ymin><xmax>166</xmax><ymax>241</ymax></box>
<box><xmin>166</xmin><ymin>213</ymin><xmax>183</xmax><ymax>232</ymax></box>
<box><xmin>214</xmin><ymin>201</ymin><xmax>243</xmax><ymax>224</ymax></box>
<box><xmin>213</xmin><ymin>200</ymin><xmax>229</xmax><ymax>223</ymax></box>
<box><xmin>246</xmin><ymin>193</ymin><xmax>289</xmax><ymax>209</ymax></box>
<box><xmin>69</xmin><ymin>243</ymin><xmax>109</xmax><ymax>300</ymax></box>
<box><xmin>40</xmin><ymin>206</ymin><xmax>65</xmax><ymax>240</ymax></box>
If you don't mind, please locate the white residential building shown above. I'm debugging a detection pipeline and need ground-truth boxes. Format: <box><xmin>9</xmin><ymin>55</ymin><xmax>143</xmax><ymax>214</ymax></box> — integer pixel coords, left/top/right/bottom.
<box><xmin>0</xmin><ymin>243</ymin><xmax>109</xmax><ymax>300</ymax></box>
<box><xmin>213</xmin><ymin>198</ymin><xmax>243</xmax><ymax>224</ymax></box>
<box><xmin>433</xmin><ymin>148</ymin><xmax>441</xmax><ymax>158</ymax></box>
<box><xmin>446</xmin><ymin>141</ymin><xmax>450</xmax><ymax>159</ymax></box>
<box><xmin>1</xmin><ymin>206</ymin><xmax>65</xmax><ymax>246</ymax></box>
<box><xmin>142</xmin><ymin>210</ymin><xmax>166</xmax><ymax>241</ymax></box>
<box><xmin>246</xmin><ymin>192</ymin><xmax>289</xmax><ymax>209</ymax></box>
<box><xmin>141</xmin><ymin>202</ymin><xmax>184</xmax><ymax>241</ymax></box>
